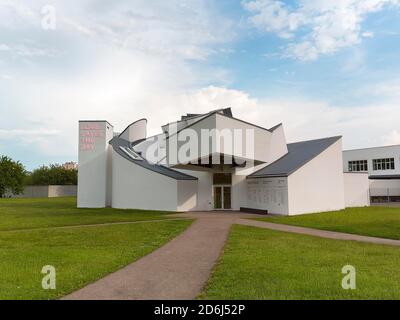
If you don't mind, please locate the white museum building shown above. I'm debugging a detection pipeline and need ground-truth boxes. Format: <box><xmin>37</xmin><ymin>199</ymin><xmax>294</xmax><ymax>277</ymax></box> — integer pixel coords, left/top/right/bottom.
<box><xmin>343</xmin><ymin>145</ymin><xmax>400</xmax><ymax>203</ymax></box>
<box><xmin>78</xmin><ymin>108</ymin><xmax>370</xmax><ymax>215</ymax></box>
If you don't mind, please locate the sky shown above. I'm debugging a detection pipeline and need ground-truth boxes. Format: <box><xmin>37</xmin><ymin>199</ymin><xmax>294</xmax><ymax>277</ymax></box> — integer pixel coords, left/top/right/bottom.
<box><xmin>1</xmin><ymin>0</ymin><xmax>400</xmax><ymax>170</ymax></box>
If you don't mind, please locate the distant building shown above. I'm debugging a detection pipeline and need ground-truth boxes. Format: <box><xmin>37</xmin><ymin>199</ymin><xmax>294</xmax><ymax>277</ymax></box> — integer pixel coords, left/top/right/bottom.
<box><xmin>343</xmin><ymin>145</ymin><xmax>400</xmax><ymax>203</ymax></box>
<box><xmin>63</xmin><ymin>161</ymin><xmax>78</xmax><ymax>170</ymax></box>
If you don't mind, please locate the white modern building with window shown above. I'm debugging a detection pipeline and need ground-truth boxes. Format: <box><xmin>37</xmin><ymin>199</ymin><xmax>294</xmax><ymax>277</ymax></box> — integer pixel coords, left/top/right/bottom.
<box><xmin>78</xmin><ymin>108</ymin><xmax>370</xmax><ymax>215</ymax></box>
<box><xmin>343</xmin><ymin>145</ymin><xmax>400</xmax><ymax>202</ymax></box>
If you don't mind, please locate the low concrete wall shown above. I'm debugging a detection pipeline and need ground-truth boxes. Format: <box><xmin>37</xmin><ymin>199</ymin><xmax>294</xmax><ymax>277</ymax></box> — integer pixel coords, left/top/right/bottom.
<box><xmin>48</xmin><ymin>185</ymin><xmax>77</xmax><ymax>197</ymax></box>
<box><xmin>5</xmin><ymin>185</ymin><xmax>77</xmax><ymax>198</ymax></box>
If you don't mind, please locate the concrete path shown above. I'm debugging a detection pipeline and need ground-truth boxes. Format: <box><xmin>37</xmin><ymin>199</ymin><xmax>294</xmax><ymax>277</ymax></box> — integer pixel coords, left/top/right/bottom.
<box><xmin>63</xmin><ymin>212</ymin><xmax>259</xmax><ymax>300</ymax></box>
<box><xmin>237</xmin><ymin>218</ymin><xmax>400</xmax><ymax>246</ymax></box>
<box><xmin>63</xmin><ymin>211</ymin><xmax>400</xmax><ymax>300</ymax></box>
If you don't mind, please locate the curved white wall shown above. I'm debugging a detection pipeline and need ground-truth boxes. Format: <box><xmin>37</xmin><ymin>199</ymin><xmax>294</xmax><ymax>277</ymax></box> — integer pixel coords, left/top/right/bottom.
<box><xmin>111</xmin><ymin>150</ymin><xmax>198</xmax><ymax>211</ymax></box>
<box><xmin>112</xmin><ymin>150</ymin><xmax>178</xmax><ymax>211</ymax></box>
<box><xmin>120</xmin><ymin>119</ymin><xmax>147</xmax><ymax>143</ymax></box>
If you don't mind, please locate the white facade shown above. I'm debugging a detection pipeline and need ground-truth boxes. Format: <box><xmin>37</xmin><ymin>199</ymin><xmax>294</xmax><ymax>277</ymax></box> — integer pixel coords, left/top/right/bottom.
<box><xmin>287</xmin><ymin>139</ymin><xmax>345</xmax><ymax>215</ymax></box>
<box><xmin>343</xmin><ymin>173</ymin><xmax>370</xmax><ymax>207</ymax></box>
<box><xmin>246</xmin><ymin>177</ymin><xmax>289</xmax><ymax>215</ymax></box>
<box><xmin>78</xmin><ymin>108</ymin><xmax>370</xmax><ymax>214</ymax></box>
<box><xmin>78</xmin><ymin>121</ymin><xmax>113</xmax><ymax>208</ymax></box>
<box><xmin>343</xmin><ymin>144</ymin><xmax>400</xmax><ymax>202</ymax></box>
<box><xmin>343</xmin><ymin>145</ymin><xmax>400</xmax><ymax>177</ymax></box>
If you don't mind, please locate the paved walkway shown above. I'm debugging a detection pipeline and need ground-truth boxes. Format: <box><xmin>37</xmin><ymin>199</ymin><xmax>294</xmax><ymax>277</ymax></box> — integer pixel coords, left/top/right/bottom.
<box><xmin>237</xmin><ymin>218</ymin><xmax>400</xmax><ymax>246</ymax></box>
<box><xmin>63</xmin><ymin>212</ymin><xmax>259</xmax><ymax>300</ymax></box>
<box><xmin>63</xmin><ymin>211</ymin><xmax>400</xmax><ymax>300</ymax></box>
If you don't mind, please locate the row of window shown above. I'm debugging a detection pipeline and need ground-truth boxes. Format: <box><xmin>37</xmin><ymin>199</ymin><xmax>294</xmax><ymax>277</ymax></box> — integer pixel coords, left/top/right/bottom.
<box><xmin>348</xmin><ymin>158</ymin><xmax>396</xmax><ymax>172</ymax></box>
<box><xmin>373</xmin><ymin>158</ymin><xmax>395</xmax><ymax>170</ymax></box>
<box><xmin>348</xmin><ymin>160</ymin><xmax>368</xmax><ymax>172</ymax></box>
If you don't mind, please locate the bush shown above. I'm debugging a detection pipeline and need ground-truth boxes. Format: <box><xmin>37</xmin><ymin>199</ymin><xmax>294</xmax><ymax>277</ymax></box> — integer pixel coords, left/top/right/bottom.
<box><xmin>27</xmin><ymin>164</ymin><xmax>77</xmax><ymax>186</ymax></box>
<box><xmin>0</xmin><ymin>156</ymin><xmax>26</xmax><ymax>198</ymax></box>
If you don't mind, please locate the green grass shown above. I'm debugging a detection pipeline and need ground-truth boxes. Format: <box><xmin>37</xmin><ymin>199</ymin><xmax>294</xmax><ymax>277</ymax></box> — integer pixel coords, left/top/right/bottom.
<box><xmin>0</xmin><ymin>219</ymin><xmax>192</xmax><ymax>299</ymax></box>
<box><xmin>257</xmin><ymin>206</ymin><xmax>400</xmax><ymax>240</ymax></box>
<box><xmin>200</xmin><ymin>225</ymin><xmax>400</xmax><ymax>300</ymax></box>
<box><xmin>0</xmin><ymin>197</ymin><xmax>177</xmax><ymax>231</ymax></box>
<box><xmin>0</xmin><ymin>197</ymin><xmax>191</xmax><ymax>299</ymax></box>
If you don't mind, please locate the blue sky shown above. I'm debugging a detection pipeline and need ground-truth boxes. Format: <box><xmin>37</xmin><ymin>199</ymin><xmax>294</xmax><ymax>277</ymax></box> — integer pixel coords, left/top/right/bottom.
<box><xmin>1</xmin><ymin>0</ymin><xmax>400</xmax><ymax>170</ymax></box>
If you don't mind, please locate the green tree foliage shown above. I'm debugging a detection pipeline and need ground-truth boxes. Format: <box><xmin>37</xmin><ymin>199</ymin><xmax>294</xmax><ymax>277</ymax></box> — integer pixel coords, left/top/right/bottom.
<box><xmin>28</xmin><ymin>164</ymin><xmax>77</xmax><ymax>186</ymax></box>
<box><xmin>0</xmin><ymin>156</ymin><xmax>26</xmax><ymax>198</ymax></box>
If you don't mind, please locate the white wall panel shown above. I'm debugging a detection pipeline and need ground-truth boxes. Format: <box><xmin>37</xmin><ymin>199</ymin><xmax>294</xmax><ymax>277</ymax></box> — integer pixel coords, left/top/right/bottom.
<box><xmin>288</xmin><ymin>139</ymin><xmax>345</xmax><ymax>215</ymax></box>
<box><xmin>78</xmin><ymin>121</ymin><xmax>113</xmax><ymax>208</ymax></box>
<box><xmin>112</xmin><ymin>150</ymin><xmax>178</xmax><ymax>211</ymax></box>
<box><xmin>175</xmin><ymin>169</ymin><xmax>213</xmax><ymax>211</ymax></box>
<box><xmin>343</xmin><ymin>145</ymin><xmax>400</xmax><ymax>176</ymax></box>
<box><xmin>343</xmin><ymin>173</ymin><xmax>370</xmax><ymax>207</ymax></box>
<box><xmin>177</xmin><ymin>180</ymin><xmax>197</xmax><ymax>211</ymax></box>
<box><xmin>246</xmin><ymin>177</ymin><xmax>288</xmax><ymax>214</ymax></box>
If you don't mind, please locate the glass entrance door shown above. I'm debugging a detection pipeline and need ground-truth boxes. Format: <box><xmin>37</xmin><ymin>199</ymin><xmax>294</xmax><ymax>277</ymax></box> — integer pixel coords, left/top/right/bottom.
<box><xmin>214</xmin><ymin>186</ymin><xmax>231</xmax><ymax>210</ymax></box>
<box><xmin>214</xmin><ymin>186</ymin><xmax>222</xmax><ymax>209</ymax></box>
<box><xmin>223</xmin><ymin>186</ymin><xmax>231</xmax><ymax>209</ymax></box>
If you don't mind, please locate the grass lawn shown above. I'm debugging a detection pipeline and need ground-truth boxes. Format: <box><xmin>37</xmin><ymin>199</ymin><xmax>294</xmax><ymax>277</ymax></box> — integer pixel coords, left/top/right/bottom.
<box><xmin>0</xmin><ymin>197</ymin><xmax>177</xmax><ymax>231</ymax></box>
<box><xmin>200</xmin><ymin>225</ymin><xmax>400</xmax><ymax>300</ymax></box>
<box><xmin>0</xmin><ymin>219</ymin><xmax>192</xmax><ymax>299</ymax></box>
<box><xmin>257</xmin><ymin>206</ymin><xmax>400</xmax><ymax>240</ymax></box>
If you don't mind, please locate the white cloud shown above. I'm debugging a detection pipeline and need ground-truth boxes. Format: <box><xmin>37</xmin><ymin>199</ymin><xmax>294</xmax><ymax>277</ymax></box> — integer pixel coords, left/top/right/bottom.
<box><xmin>0</xmin><ymin>129</ymin><xmax>62</xmax><ymax>156</ymax></box>
<box><xmin>0</xmin><ymin>1</ymin><xmax>38</xmax><ymax>27</ymax></box>
<box><xmin>0</xmin><ymin>42</ymin><xmax>57</xmax><ymax>57</ymax></box>
<box><xmin>0</xmin><ymin>129</ymin><xmax>60</xmax><ymax>140</ymax></box>
<box><xmin>1</xmin><ymin>0</ymin><xmax>399</xmax><ymax>169</ymax></box>
<box><xmin>362</xmin><ymin>31</ymin><xmax>374</xmax><ymax>38</ymax></box>
<box><xmin>242</xmin><ymin>0</ymin><xmax>305</xmax><ymax>39</ymax></box>
<box><xmin>3</xmin><ymin>51</ymin><xmax>400</xmax><ymax>162</ymax></box>
<box><xmin>367</xmin><ymin>79</ymin><xmax>400</xmax><ymax>97</ymax></box>
<box><xmin>0</xmin><ymin>44</ymin><xmax>11</xmax><ymax>51</ymax></box>
<box><xmin>152</xmin><ymin>86</ymin><xmax>400</xmax><ymax>150</ymax></box>
<box><xmin>57</xmin><ymin>0</ymin><xmax>233</xmax><ymax>60</ymax></box>
<box><xmin>0</xmin><ymin>1</ymin><xmax>234</xmax><ymax>60</ymax></box>
<box><xmin>0</xmin><ymin>74</ymin><xmax>13</xmax><ymax>80</ymax></box>
<box><xmin>354</xmin><ymin>78</ymin><xmax>400</xmax><ymax>102</ymax></box>
<box><xmin>243</xmin><ymin>0</ymin><xmax>399</xmax><ymax>60</ymax></box>
<box><xmin>187</xmin><ymin>87</ymin><xmax>400</xmax><ymax>149</ymax></box>
<box><xmin>384</xmin><ymin>130</ymin><xmax>400</xmax><ymax>145</ymax></box>
<box><xmin>0</xmin><ymin>0</ymin><xmax>235</xmax><ymax>165</ymax></box>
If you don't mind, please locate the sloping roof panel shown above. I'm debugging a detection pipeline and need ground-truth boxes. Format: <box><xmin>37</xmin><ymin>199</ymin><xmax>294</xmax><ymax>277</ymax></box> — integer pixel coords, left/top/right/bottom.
<box><xmin>110</xmin><ymin>137</ymin><xmax>198</xmax><ymax>180</ymax></box>
<box><xmin>268</xmin><ymin>123</ymin><xmax>283</xmax><ymax>132</ymax></box>
<box><xmin>248</xmin><ymin>136</ymin><xmax>342</xmax><ymax>178</ymax></box>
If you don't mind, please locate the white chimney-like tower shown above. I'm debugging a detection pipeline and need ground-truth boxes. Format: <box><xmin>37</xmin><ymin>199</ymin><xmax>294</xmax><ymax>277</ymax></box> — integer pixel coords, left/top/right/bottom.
<box><xmin>78</xmin><ymin>120</ymin><xmax>113</xmax><ymax>208</ymax></box>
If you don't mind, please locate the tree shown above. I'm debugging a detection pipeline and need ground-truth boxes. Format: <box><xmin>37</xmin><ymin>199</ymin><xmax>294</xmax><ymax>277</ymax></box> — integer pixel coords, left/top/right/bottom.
<box><xmin>0</xmin><ymin>156</ymin><xmax>26</xmax><ymax>198</ymax></box>
<box><xmin>28</xmin><ymin>164</ymin><xmax>77</xmax><ymax>186</ymax></box>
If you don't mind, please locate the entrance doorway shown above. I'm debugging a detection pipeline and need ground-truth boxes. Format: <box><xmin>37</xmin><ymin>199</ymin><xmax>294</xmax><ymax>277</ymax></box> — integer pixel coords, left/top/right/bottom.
<box><xmin>213</xmin><ymin>185</ymin><xmax>231</xmax><ymax>210</ymax></box>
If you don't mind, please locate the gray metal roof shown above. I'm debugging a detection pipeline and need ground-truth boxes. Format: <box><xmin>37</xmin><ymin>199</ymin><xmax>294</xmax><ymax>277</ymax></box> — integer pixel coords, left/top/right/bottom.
<box><xmin>110</xmin><ymin>137</ymin><xmax>198</xmax><ymax>180</ymax></box>
<box><xmin>179</xmin><ymin>107</ymin><xmax>233</xmax><ymax>121</ymax></box>
<box><xmin>248</xmin><ymin>136</ymin><xmax>342</xmax><ymax>178</ymax></box>
<box><xmin>167</xmin><ymin>108</ymin><xmax>272</xmax><ymax>141</ymax></box>
<box><xmin>268</xmin><ymin>123</ymin><xmax>282</xmax><ymax>132</ymax></box>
